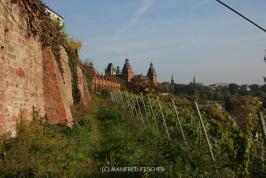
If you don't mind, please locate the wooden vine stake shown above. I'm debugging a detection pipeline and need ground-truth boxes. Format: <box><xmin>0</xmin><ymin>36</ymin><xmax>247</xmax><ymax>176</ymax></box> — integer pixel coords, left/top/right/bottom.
<box><xmin>135</xmin><ymin>95</ymin><xmax>144</xmax><ymax>122</ymax></box>
<box><xmin>109</xmin><ymin>92</ymin><xmax>114</xmax><ymax>103</ymax></box>
<box><xmin>141</xmin><ymin>93</ymin><xmax>150</xmax><ymax>125</ymax></box>
<box><xmin>130</xmin><ymin>93</ymin><xmax>139</xmax><ymax>119</ymax></box>
<box><xmin>147</xmin><ymin>95</ymin><xmax>159</xmax><ymax>130</ymax></box>
<box><xmin>123</xmin><ymin>92</ymin><xmax>132</xmax><ymax>115</ymax></box>
<box><xmin>129</xmin><ymin>93</ymin><xmax>137</xmax><ymax>117</ymax></box>
<box><xmin>125</xmin><ymin>92</ymin><xmax>135</xmax><ymax>118</ymax></box>
<box><xmin>122</xmin><ymin>92</ymin><xmax>133</xmax><ymax>118</ymax></box>
<box><xmin>113</xmin><ymin>92</ymin><xmax>119</xmax><ymax>105</ymax></box>
<box><xmin>157</xmin><ymin>96</ymin><xmax>170</xmax><ymax>140</ymax></box>
<box><xmin>171</xmin><ymin>99</ymin><xmax>186</xmax><ymax>144</ymax></box>
<box><xmin>115</xmin><ymin>92</ymin><xmax>121</xmax><ymax>106</ymax></box>
<box><xmin>118</xmin><ymin>91</ymin><xmax>126</xmax><ymax>110</ymax></box>
<box><xmin>195</xmin><ymin>102</ymin><xmax>216</xmax><ymax>164</ymax></box>
<box><xmin>113</xmin><ymin>92</ymin><xmax>118</xmax><ymax>105</ymax></box>
<box><xmin>259</xmin><ymin>111</ymin><xmax>266</xmax><ymax>170</ymax></box>
<box><xmin>259</xmin><ymin>112</ymin><xmax>266</xmax><ymax>141</ymax></box>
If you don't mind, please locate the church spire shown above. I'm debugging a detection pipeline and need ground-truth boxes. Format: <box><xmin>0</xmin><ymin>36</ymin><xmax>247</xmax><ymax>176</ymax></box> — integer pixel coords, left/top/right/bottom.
<box><xmin>171</xmin><ymin>74</ymin><xmax>174</xmax><ymax>84</ymax></box>
<box><xmin>193</xmin><ymin>76</ymin><xmax>196</xmax><ymax>84</ymax></box>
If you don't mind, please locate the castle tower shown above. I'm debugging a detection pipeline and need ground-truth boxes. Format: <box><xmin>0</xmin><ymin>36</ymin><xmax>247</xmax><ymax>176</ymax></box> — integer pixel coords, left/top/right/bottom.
<box><xmin>105</xmin><ymin>63</ymin><xmax>116</xmax><ymax>75</ymax></box>
<box><xmin>147</xmin><ymin>63</ymin><xmax>158</xmax><ymax>86</ymax></box>
<box><xmin>87</xmin><ymin>62</ymin><xmax>96</xmax><ymax>78</ymax></box>
<box><xmin>116</xmin><ymin>66</ymin><xmax>121</xmax><ymax>75</ymax></box>
<box><xmin>122</xmin><ymin>58</ymin><xmax>134</xmax><ymax>82</ymax></box>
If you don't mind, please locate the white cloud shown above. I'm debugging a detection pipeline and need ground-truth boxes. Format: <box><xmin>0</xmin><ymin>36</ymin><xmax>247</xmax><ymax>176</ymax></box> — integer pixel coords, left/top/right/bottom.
<box><xmin>114</xmin><ymin>0</ymin><xmax>157</xmax><ymax>41</ymax></box>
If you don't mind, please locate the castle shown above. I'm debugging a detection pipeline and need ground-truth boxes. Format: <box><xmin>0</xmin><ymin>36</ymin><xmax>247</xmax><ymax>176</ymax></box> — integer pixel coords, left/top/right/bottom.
<box><xmin>86</xmin><ymin>58</ymin><xmax>158</xmax><ymax>91</ymax></box>
<box><xmin>105</xmin><ymin>58</ymin><xmax>158</xmax><ymax>86</ymax></box>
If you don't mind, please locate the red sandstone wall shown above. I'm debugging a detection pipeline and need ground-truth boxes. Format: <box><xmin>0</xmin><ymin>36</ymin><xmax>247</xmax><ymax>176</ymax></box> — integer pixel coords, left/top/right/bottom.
<box><xmin>0</xmin><ymin>1</ymin><xmax>91</xmax><ymax>135</ymax></box>
<box><xmin>77</xmin><ymin>66</ymin><xmax>90</xmax><ymax>105</ymax></box>
<box><xmin>42</xmin><ymin>47</ymin><xmax>73</xmax><ymax>126</ymax></box>
<box><xmin>0</xmin><ymin>2</ymin><xmax>45</xmax><ymax>136</ymax></box>
<box><xmin>60</xmin><ymin>46</ymin><xmax>74</xmax><ymax>106</ymax></box>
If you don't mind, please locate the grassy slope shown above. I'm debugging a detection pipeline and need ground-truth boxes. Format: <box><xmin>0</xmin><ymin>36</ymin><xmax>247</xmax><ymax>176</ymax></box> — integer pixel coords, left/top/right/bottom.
<box><xmin>1</xmin><ymin>97</ymin><xmax>261</xmax><ymax>177</ymax></box>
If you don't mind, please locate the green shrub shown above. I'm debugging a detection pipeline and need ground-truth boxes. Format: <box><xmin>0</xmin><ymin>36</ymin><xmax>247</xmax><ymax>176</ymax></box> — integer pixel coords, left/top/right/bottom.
<box><xmin>97</xmin><ymin>105</ymin><xmax>122</xmax><ymax>122</ymax></box>
<box><xmin>0</xmin><ymin>120</ymin><xmax>74</xmax><ymax>177</ymax></box>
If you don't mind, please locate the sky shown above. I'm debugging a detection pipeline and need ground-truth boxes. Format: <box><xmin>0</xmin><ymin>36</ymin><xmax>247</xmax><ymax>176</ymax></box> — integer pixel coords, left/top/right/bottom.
<box><xmin>43</xmin><ymin>0</ymin><xmax>266</xmax><ymax>85</ymax></box>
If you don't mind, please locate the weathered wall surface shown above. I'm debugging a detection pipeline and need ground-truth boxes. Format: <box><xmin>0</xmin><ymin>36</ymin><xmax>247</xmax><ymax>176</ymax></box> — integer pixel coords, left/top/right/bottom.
<box><xmin>42</xmin><ymin>47</ymin><xmax>73</xmax><ymax>126</ymax></box>
<box><xmin>0</xmin><ymin>2</ymin><xmax>45</xmax><ymax>136</ymax></box>
<box><xmin>0</xmin><ymin>1</ymin><xmax>91</xmax><ymax>135</ymax></box>
<box><xmin>77</xmin><ymin>66</ymin><xmax>90</xmax><ymax>105</ymax></box>
<box><xmin>60</xmin><ymin>46</ymin><xmax>73</xmax><ymax>106</ymax></box>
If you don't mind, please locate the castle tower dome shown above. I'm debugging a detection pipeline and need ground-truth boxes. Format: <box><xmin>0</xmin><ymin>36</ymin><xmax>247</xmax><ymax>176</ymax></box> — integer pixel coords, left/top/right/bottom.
<box><xmin>122</xmin><ymin>58</ymin><xmax>134</xmax><ymax>82</ymax></box>
<box><xmin>105</xmin><ymin>63</ymin><xmax>116</xmax><ymax>75</ymax></box>
<box><xmin>116</xmin><ymin>66</ymin><xmax>121</xmax><ymax>75</ymax></box>
<box><xmin>147</xmin><ymin>62</ymin><xmax>158</xmax><ymax>86</ymax></box>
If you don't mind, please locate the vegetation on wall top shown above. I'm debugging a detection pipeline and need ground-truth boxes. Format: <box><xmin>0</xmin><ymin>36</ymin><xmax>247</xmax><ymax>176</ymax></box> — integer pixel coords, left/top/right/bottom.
<box><xmin>9</xmin><ymin>0</ymin><xmax>92</xmax><ymax>103</ymax></box>
<box><xmin>10</xmin><ymin>0</ymin><xmax>59</xmax><ymax>46</ymax></box>
<box><xmin>64</xmin><ymin>38</ymin><xmax>82</xmax><ymax>104</ymax></box>
<box><xmin>9</xmin><ymin>0</ymin><xmax>65</xmax><ymax>75</ymax></box>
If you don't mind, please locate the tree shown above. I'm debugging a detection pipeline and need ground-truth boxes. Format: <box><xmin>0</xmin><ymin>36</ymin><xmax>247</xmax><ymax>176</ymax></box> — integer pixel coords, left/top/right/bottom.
<box><xmin>127</xmin><ymin>76</ymin><xmax>152</xmax><ymax>93</ymax></box>
<box><xmin>229</xmin><ymin>83</ymin><xmax>239</xmax><ymax>95</ymax></box>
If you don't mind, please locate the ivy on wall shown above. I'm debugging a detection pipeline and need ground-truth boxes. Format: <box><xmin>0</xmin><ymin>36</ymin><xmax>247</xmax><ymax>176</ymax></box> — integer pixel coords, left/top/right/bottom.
<box><xmin>11</xmin><ymin>0</ymin><xmax>87</xmax><ymax>105</ymax></box>
<box><xmin>64</xmin><ymin>39</ymin><xmax>82</xmax><ymax>104</ymax></box>
<box><xmin>11</xmin><ymin>0</ymin><xmax>65</xmax><ymax>76</ymax></box>
<box><xmin>50</xmin><ymin>20</ymin><xmax>66</xmax><ymax>76</ymax></box>
<box><xmin>80</xmin><ymin>63</ymin><xmax>93</xmax><ymax>92</ymax></box>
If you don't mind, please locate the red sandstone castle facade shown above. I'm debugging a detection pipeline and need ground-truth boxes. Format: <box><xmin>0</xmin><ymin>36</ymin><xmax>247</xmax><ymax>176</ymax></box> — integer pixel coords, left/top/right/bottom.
<box><xmin>86</xmin><ymin>58</ymin><xmax>158</xmax><ymax>91</ymax></box>
<box><xmin>105</xmin><ymin>58</ymin><xmax>158</xmax><ymax>86</ymax></box>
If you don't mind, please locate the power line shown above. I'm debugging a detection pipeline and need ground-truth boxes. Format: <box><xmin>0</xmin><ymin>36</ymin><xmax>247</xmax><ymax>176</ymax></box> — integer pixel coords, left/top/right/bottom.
<box><xmin>216</xmin><ymin>0</ymin><xmax>266</xmax><ymax>33</ymax></box>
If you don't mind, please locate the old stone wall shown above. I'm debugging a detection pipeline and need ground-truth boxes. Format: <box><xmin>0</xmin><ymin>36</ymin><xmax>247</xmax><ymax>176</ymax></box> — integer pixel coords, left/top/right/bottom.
<box><xmin>77</xmin><ymin>66</ymin><xmax>90</xmax><ymax>105</ymax></box>
<box><xmin>60</xmin><ymin>46</ymin><xmax>74</xmax><ymax>106</ymax></box>
<box><xmin>0</xmin><ymin>1</ymin><xmax>45</xmax><ymax>136</ymax></box>
<box><xmin>0</xmin><ymin>1</ymin><xmax>90</xmax><ymax>135</ymax></box>
<box><xmin>42</xmin><ymin>47</ymin><xmax>73</xmax><ymax>126</ymax></box>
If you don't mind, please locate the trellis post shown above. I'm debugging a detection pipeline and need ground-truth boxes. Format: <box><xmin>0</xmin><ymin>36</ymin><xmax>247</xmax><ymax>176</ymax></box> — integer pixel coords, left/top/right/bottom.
<box><xmin>118</xmin><ymin>91</ymin><xmax>126</xmax><ymax>110</ymax></box>
<box><xmin>195</xmin><ymin>102</ymin><xmax>216</xmax><ymax>164</ymax></box>
<box><xmin>141</xmin><ymin>93</ymin><xmax>150</xmax><ymax>125</ymax></box>
<box><xmin>130</xmin><ymin>93</ymin><xmax>139</xmax><ymax>118</ymax></box>
<box><xmin>147</xmin><ymin>95</ymin><xmax>159</xmax><ymax>130</ymax></box>
<box><xmin>135</xmin><ymin>95</ymin><xmax>144</xmax><ymax>122</ymax></box>
<box><xmin>259</xmin><ymin>112</ymin><xmax>266</xmax><ymax>141</ymax></box>
<box><xmin>172</xmin><ymin>99</ymin><xmax>186</xmax><ymax>144</ymax></box>
<box><xmin>157</xmin><ymin>96</ymin><xmax>170</xmax><ymax>140</ymax></box>
<box><xmin>123</xmin><ymin>92</ymin><xmax>134</xmax><ymax>118</ymax></box>
<box><xmin>127</xmin><ymin>92</ymin><xmax>135</xmax><ymax>118</ymax></box>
